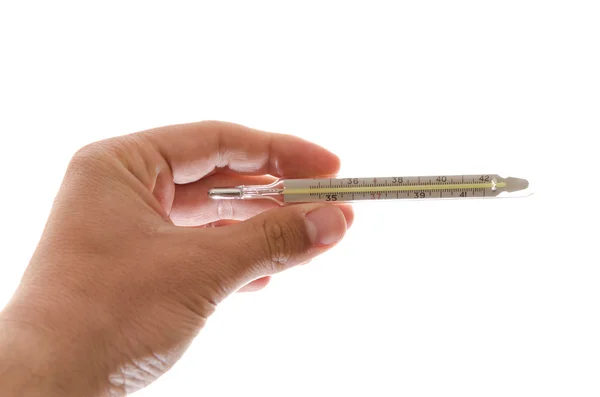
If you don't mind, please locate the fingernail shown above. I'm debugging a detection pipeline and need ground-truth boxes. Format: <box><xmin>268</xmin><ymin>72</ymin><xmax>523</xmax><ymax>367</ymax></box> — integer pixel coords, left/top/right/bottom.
<box><xmin>305</xmin><ymin>206</ymin><xmax>347</xmax><ymax>246</ymax></box>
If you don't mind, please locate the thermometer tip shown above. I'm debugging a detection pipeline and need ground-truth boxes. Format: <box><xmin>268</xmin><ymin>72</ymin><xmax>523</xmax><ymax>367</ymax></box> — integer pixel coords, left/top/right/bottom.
<box><xmin>208</xmin><ymin>187</ymin><xmax>243</xmax><ymax>199</ymax></box>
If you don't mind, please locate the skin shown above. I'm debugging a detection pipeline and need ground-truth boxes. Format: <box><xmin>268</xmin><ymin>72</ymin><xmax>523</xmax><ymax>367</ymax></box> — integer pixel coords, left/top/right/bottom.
<box><xmin>0</xmin><ymin>121</ymin><xmax>354</xmax><ymax>396</ymax></box>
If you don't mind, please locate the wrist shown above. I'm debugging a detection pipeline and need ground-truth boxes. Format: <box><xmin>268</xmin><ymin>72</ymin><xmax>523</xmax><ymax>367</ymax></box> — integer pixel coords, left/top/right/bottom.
<box><xmin>0</xmin><ymin>311</ymin><xmax>108</xmax><ymax>397</ymax></box>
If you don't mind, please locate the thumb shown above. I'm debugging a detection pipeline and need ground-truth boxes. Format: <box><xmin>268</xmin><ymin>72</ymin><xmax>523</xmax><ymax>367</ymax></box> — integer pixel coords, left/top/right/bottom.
<box><xmin>208</xmin><ymin>204</ymin><xmax>351</xmax><ymax>290</ymax></box>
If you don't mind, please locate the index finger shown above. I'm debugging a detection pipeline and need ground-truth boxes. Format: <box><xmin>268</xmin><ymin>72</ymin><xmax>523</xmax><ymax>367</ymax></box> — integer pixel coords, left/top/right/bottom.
<box><xmin>142</xmin><ymin>121</ymin><xmax>341</xmax><ymax>184</ymax></box>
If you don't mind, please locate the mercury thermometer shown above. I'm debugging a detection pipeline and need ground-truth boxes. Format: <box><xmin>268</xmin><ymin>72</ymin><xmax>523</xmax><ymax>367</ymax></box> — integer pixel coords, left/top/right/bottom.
<box><xmin>207</xmin><ymin>174</ymin><xmax>531</xmax><ymax>205</ymax></box>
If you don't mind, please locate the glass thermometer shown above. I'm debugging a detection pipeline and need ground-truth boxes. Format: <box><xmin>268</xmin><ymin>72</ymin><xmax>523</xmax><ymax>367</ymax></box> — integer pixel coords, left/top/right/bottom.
<box><xmin>208</xmin><ymin>174</ymin><xmax>531</xmax><ymax>205</ymax></box>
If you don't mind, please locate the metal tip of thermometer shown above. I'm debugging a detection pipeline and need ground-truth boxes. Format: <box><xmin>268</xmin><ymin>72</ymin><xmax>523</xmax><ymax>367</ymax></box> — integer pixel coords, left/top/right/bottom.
<box><xmin>207</xmin><ymin>174</ymin><xmax>531</xmax><ymax>205</ymax></box>
<box><xmin>207</xmin><ymin>187</ymin><xmax>243</xmax><ymax>199</ymax></box>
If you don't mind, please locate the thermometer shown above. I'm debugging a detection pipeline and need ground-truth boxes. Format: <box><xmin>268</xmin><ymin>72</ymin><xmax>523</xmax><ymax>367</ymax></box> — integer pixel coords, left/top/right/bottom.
<box><xmin>208</xmin><ymin>174</ymin><xmax>531</xmax><ymax>205</ymax></box>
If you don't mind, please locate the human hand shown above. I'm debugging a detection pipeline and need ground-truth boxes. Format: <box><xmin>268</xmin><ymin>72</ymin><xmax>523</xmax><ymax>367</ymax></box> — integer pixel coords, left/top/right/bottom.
<box><xmin>0</xmin><ymin>121</ymin><xmax>353</xmax><ymax>396</ymax></box>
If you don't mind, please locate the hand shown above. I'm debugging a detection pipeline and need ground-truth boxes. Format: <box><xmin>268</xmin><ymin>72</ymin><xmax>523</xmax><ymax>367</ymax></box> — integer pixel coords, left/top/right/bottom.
<box><xmin>0</xmin><ymin>121</ymin><xmax>353</xmax><ymax>396</ymax></box>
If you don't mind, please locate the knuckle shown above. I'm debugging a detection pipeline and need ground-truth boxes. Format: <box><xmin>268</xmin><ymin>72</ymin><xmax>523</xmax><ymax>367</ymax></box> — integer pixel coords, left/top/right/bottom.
<box><xmin>70</xmin><ymin>141</ymin><xmax>104</xmax><ymax>164</ymax></box>
<box><xmin>67</xmin><ymin>135</ymin><xmax>148</xmax><ymax>180</ymax></box>
<box><xmin>66</xmin><ymin>142</ymin><xmax>111</xmax><ymax>180</ymax></box>
<box><xmin>68</xmin><ymin>140</ymin><xmax>118</xmax><ymax>175</ymax></box>
<box><xmin>259</xmin><ymin>216</ymin><xmax>306</xmax><ymax>272</ymax></box>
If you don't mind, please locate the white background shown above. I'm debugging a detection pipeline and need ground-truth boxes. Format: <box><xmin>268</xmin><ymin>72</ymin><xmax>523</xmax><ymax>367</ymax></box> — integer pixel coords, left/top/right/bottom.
<box><xmin>1</xmin><ymin>1</ymin><xmax>599</xmax><ymax>396</ymax></box>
